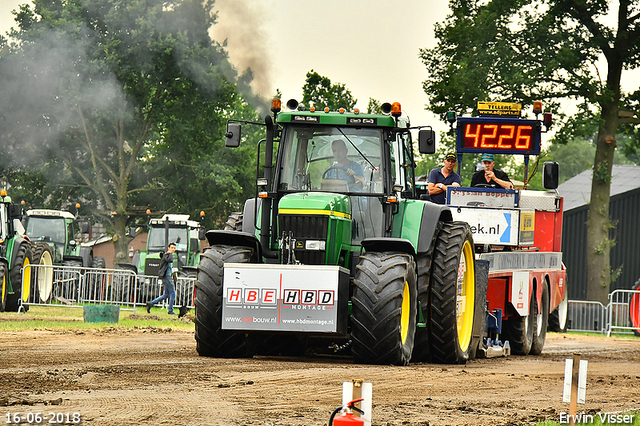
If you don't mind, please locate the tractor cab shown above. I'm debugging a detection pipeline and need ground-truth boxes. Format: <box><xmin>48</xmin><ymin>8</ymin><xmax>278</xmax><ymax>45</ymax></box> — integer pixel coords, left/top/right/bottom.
<box><xmin>225</xmin><ymin>99</ymin><xmax>435</xmax><ymax>267</ymax></box>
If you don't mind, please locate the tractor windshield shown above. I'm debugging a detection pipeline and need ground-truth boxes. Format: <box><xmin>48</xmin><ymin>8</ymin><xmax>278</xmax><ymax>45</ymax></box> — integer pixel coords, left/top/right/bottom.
<box><xmin>278</xmin><ymin>125</ymin><xmax>386</xmax><ymax>241</ymax></box>
<box><xmin>148</xmin><ymin>226</ymin><xmax>189</xmax><ymax>252</ymax></box>
<box><xmin>25</xmin><ymin>216</ymin><xmax>67</xmax><ymax>244</ymax></box>
<box><xmin>278</xmin><ymin>126</ymin><xmax>384</xmax><ymax>194</ymax></box>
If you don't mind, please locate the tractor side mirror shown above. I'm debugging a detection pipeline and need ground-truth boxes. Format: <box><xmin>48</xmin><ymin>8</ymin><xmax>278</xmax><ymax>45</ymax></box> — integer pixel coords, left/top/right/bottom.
<box><xmin>198</xmin><ymin>228</ymin><xmax>206</xmax><ymax>241</ymax></box>
<box><xmin>225</xmin><ymin>123</ymin><xmax>241</xmax><ymax>147</ymax></box>
<box><xmin>8</xmin><ymin>203</ymin><xmax>21</xmax><ymax>218</ymax></box>
<box><xmin>418</xmin><ymin>129</ymin><xmax>436</xmax><ymax>154</ymax></box>
<box><xmin>543</xmin><ymin>161</ymin><xmax>559</xmax><ymax>189</ymax></box>
<box><xmin>80</xmin><ymin>221</ymin><xmax>91</xmax><ymax>234</ymax></box>
<box><xmin>128</xmin><ymin>227</ymin><xmax>136</xmax><ymax>238</ymax></box>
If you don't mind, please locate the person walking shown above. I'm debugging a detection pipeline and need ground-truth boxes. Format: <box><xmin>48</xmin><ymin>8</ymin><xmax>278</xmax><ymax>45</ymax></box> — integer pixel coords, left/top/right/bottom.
<box><xmin>146</xmin><ymin>242</ymin><xmax>177</xmax><ymax>315</ymax></box>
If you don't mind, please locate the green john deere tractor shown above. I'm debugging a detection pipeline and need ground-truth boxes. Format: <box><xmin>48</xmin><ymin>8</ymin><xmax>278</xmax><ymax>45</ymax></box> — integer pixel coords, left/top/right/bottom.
<box><xmin>122</xmin><ymin>213</ymin><xmax>204</xmax><ymax>278</ymax></box>
<box><xmin>194</xmin><ymin>99</ymin><xmax>486</xmax><ymax>365</ymax></box>
<box><xmin>23</xmin><ymin>209</ymin><xmax>104</xmax><ymax>269</ymax></box>
<box><xmin>0</xmin><ymin>190</ymin><xmax>33</xmax><ymax>312</ymax></box>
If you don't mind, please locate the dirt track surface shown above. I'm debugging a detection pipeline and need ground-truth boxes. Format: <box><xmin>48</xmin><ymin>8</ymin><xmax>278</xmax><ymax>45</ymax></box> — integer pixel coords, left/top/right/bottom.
<box><xmin>1</xmin><ymin>328</ymin><xmax>639</xmax><ymax>426</ymax></box>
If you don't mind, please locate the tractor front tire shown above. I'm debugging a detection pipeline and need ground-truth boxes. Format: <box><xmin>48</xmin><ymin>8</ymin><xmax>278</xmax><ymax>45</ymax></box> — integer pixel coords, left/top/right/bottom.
<box><xmin>31</xmin><ymin>243</ymin><xmax>54</xmax><ymax>303</ymax></box>
<box><xmin>351</xmin><ymin>252</ymin><xmax>417</xmax><ymax>366</ymax></box>
<box><xmin>412</xmin><ymin>254</ymin><xmax>432</xmax><ymax>362</ymax></box>
<box><xmin>428</xmin><ymin>222</ymin><xmax>477</xmax><ymax>364</ymax></box>
<box><xmin>0</xmin><ymin>262</ymin><xmax>8</xmax><ymax>312</ymax></box>
<box><xmin>5</xmin><ymin>241</ymin><xmax>33</xmax><ymax>312</ymax></box>
<box><xmin>530</xmin><ymin>283</ymin><xmax>550</xmax><ymax>355</ymax></box>
<box><xmin>194</xmin><ymin>245</ymin><xmax>255</xmax><ymax>358</ymax></box>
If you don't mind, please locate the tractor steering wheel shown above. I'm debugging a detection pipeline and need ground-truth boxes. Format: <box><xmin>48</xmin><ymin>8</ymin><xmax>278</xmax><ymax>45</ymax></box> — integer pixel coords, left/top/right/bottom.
<box><xmin>322</xmin><ymin>165</ymin><xmax>355</xmax><ymax>183</ymax></box>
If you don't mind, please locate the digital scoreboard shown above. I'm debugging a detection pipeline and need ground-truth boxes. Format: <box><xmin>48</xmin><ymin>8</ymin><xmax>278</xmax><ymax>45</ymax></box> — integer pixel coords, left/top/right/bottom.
<box><xmin>456</xmin><ymin>117</ymin><xmax>542</xmax><ymax>156</ymax></box>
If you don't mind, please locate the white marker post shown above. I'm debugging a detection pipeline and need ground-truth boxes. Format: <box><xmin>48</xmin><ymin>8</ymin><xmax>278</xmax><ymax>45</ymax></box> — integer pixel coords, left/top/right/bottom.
<box><xmin>563</xmin><ymin>354</ymin><xmax>588</xmax><ymax>426</ymax></box>
<box><xmin>342</xmin><ymin>379</ymin><xmax>372</xmax><ymax>426</ymax></box>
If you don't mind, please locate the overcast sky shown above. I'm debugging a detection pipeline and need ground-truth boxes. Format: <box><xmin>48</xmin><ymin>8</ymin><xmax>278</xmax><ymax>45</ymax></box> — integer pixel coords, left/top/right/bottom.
<box><xmin>1</xmin><ymin>0</ymin><xmax>638</xmax><ymax>137</ymax></box>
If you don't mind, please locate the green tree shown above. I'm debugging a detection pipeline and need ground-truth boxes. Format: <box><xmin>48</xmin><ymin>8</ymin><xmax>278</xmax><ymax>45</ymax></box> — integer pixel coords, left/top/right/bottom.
<box><xmin>0</xmin><ymin>0</ymin><xmax>257</xmax><ymax>262</ymax></box>
<box><xmin>421</xmin><ymin>0</ymin><xmax>640</xmax><ymax>303</ymax></box>
<box><xmin>301</xmin><ymin>70</ymin><xmax>356</xmax><ymax>111</ymax></box>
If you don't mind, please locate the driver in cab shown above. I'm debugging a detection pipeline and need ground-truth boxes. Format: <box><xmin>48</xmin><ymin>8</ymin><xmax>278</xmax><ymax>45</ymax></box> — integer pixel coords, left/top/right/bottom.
<box><xmin>471</xmin><ymin>153</ymin><xmax>513</xmax><ymax>189</ymax></box>
<box><xmin>324</xmin><ymin>139</ymin><xmax>365</xmax><ymax>191</ymax></box>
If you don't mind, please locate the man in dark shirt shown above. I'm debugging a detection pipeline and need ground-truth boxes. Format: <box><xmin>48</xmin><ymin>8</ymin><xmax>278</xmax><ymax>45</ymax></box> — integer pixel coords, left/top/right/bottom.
<box><xmin>471</xmin><ymin>153</ymin><xmax>513</xmax><ymax>189</ymax></box>
<box><xmin>427</xmin><ymin>152</ymin><xmax>461</xmax><ymax>204</ymax></box>
<box><xmin>146</xmin><ymin>242</ymin><xmax>177</xmax><ymax>315</ymax></box>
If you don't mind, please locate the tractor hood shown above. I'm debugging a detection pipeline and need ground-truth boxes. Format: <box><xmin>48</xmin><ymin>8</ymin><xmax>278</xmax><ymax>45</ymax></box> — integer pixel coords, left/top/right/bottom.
<box><xmin>278</xmin><ymin>192</ymin><xmax>351</xmax><ymax>218</ymax></box>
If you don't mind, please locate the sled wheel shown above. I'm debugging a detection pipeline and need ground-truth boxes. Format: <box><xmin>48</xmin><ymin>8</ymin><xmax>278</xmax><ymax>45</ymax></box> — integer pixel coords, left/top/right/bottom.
<box><xmin>31</xmin><ymin>243</ymin><xmax>54</xmax><ymax>303</ymax></box>
<box><xmin>351</xmin><ymin>252</ymin><xmax>417</xmax><ymax>366</ymax></box>
<box><xmin>194</xmin><ymin>245</ymin><xmax>255</xmax><ymax>358</ymax></box>
<box><xmin>630</xmin><ymin>278</ymin><xmax>640</xmax><ymax>337</ymax></box>
<box><xmin>530</xmin><ymin>282</ymin><xmax>549</xmax><ymax>355</ymax></box>
<box><xmin>549</xmin><ymin>277</ymin><xmax>569</xmax><ymax>333</ymax></box>
<box><xmin>504</xmin><ymin>286</ymin><xmax>535</xmax><ymax>355</ymax></box>
<box><xmin>429</xmin><ymin>222</ymin><xmax>476</xmax><ymax>364</ymax></box>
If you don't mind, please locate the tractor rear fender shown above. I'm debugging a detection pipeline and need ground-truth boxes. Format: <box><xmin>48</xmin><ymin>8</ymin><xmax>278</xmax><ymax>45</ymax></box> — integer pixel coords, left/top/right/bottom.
<box><xmin>78</xmin><ymin>246</ymin><xmax>93</xmax><ymax>267</ymax></box>
<box><xmin>205</xmin><ymin>230</ymin><xmax>262</xmax><ymax>262</ymax></box>
<box><xmin>416</xmin><ymin>202</ymin><xmax>453</xmax><ymax>255</ymax></box>
<box><xmin>9</xmin><ymin>237</ymin><xmax>28</xmax><ymax>269</ymax></box>
<box><xmin>241</xmin><ymin>198</ymin><xmax>258</xmax><ymax>237</ymax></box>
<box><xmin>361</xmin><ymin>238</ymin><xmax>416</xmax><ymax>257</ymax></box>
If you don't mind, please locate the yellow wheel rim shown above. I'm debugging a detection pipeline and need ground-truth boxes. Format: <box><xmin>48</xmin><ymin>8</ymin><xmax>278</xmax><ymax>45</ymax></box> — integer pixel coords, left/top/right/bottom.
<box><xmin>1</xmin><ymin>273</ymin><xmax>6</xmax><ymax>305</ymax></box>
<box><xmin>456</xmin><ymin>240</ymin><xmax>475</xmax><ymax>351</ymax></box>
<box><xmin>400</xmin><ymin>280</ymin><xmax>410</xmax><ymax>345</ymax></box>
<box><xmin>21</xmin><ymin>256</ymin><xmax>31</xmax><ymax>303</ymax></box>
<box><xmin>38</xmin><ymin>251</ymin><xmax>54</xmax><ymax>302</ymax></box>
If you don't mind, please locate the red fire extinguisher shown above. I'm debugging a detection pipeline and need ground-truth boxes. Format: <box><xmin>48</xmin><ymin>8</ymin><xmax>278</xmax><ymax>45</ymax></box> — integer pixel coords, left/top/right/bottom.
<box><xmin>329</xmin><ymin>398</ymin><xmax>365</xmax><ymax>425</ymax></box>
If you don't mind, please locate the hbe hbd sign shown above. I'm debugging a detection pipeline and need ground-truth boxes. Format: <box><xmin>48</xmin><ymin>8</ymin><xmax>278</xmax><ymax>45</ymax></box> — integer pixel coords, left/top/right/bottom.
<box><xmin>222</xmin><ymin>263</ymin><xmax>349</xmax><ymax>334</ymax></box>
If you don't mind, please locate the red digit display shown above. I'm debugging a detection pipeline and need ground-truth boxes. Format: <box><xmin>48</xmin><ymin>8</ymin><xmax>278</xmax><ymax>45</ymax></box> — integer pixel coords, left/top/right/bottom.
<box><xmin>457</xmin><ymin>118</ymin><xmax>540</xmax><ymax>155</ymax></box>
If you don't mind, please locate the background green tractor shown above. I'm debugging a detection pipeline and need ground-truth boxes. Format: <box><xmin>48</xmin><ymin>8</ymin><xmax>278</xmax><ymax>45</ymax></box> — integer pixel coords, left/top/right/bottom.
<box><xmin>194</xmin><ymin>99</ymin><xmax>488</xmax><ymax>365</ymax></box>
<box><xmin>117</xmin><ymin>214</ymin><xmax>205</xmax><ymax>304</ymax></box>
<box><xmin>23</xmin><ymin>209</ymin><xmax>104</xmax><ymax>269</ymax></box>
<box><xmin>0</xmin><ymin>191</ymin><xmax>33</xmax><ymax>312</ymax></box>
<box><xmin>123</xmin><ymin>214</ymin><xmax>204</xmax><ymax>278</ymax></box>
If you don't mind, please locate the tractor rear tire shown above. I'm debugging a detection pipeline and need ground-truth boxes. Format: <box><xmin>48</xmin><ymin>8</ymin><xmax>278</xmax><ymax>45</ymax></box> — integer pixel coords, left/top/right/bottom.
<box><xmin>504</xmin><ymin>289</ymin><xmax>535</xmax><ymax>355</ymax></box>
<box><xmin>5</xmin><ymin>241</ymin><xmax>33</xmax><ymax>312</ymax></box>
<box><xmin>428</xmin><ymin>222</ymin><xmax>477</xmax><ymax>364</ymax></box>
<box><xmin>530</xmin><ymin>283</ymin><xmax>550</xmax><ymax>355</ymax></box>
<box><xmin>630</xmin><ymin>278</ymin><xmax>640</xmax><ymax>337</ymax></box>
<box><xmin>31</xmin><ymin>243</ymin><xmax>54</xmax><ymax>303</ymax></box>
<box><xmin>0</xmin><ymin>262</ymin><xmax>8</xmax><ymax>312</ymax></box>
<box><xmin>91</xmin><ymin>256</ymin><xmax>106</xmax><ymax>269</ymax></box>
<box><xmin>351</xmin><ymin>252</ymin><xmax>417</xmax><ymax>366</ymax></box>
<box><xmin>224</xmin><ymin>212</ymin><xmax>243</xmax><ymax>231</ymax></box>
<box><xmin>194</xmin><ymin>245</ymin><xmax>255</xmax><ymax>358</ymax></box>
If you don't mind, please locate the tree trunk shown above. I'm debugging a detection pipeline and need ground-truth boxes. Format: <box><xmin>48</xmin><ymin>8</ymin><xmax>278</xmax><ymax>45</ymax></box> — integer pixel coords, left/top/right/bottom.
<box><xmin>585</xmin><ymin>104</ymin><xmax>618</xmax><ymax>304</ymax></box>
<box><xmin>112</xmin><ymin>212</ymin><xmax>130</xmax><ymax>266</ymax></box>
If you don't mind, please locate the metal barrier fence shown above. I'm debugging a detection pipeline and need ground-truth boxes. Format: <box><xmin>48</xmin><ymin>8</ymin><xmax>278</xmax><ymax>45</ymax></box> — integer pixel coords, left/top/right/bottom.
<box><xmin>19</xmin><ymin>265</ymin><xmax>640</xmax><ymax>334</ymax></box>
<box><xmin>606</xmin><ymin>289</ymin><xmax>640</xmax><ymax>337</ymax></box>
<box><xmin>567</xmin><ymin>300</ymin><xmax>607</xmax><ymax>333</ymax></box>
<box><xmin>21</xmin><ymin>264</ymin><xmax>196</xmax><ymax>313</ymax></box>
